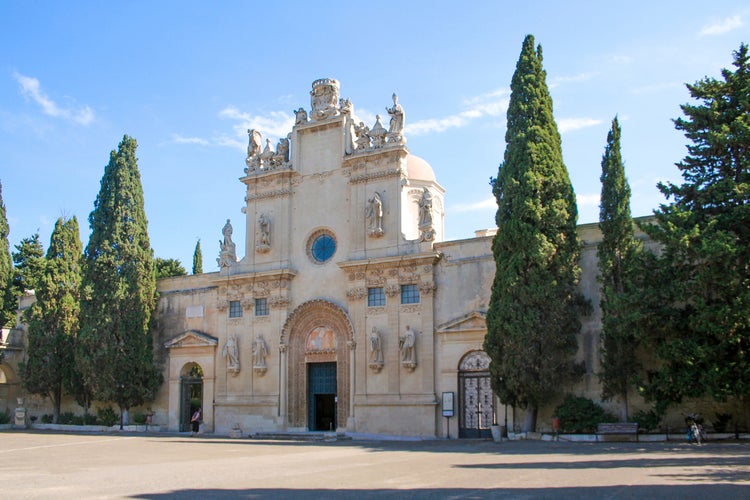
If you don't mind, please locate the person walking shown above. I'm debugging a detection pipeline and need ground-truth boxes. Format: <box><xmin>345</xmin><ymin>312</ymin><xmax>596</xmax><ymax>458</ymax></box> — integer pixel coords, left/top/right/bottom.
<box><xmin>190</xmin><ymin>408</ymin><xmax>201</xmax><ymax>437</ymax></box>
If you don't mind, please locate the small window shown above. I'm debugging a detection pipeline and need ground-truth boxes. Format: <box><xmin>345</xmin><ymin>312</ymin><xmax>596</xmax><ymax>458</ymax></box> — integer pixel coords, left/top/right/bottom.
<box><xmin>367</xmin><ymin>287</ymin><xmax>385</xmax><ymax>307</ymax></box>
<box><xmin>400</xmin><ymin>284</ymin><xmax>420</xmax><ymax>305</ymax></box>
<box><xmin>228</xmin><ymin>300</ymin><xmax>243</xmax><ymax>318</ymax></box>
<box><xmin>255</xmin><ymin>297</ymin><xmax>269</xmax><ymax>316</ymax></box>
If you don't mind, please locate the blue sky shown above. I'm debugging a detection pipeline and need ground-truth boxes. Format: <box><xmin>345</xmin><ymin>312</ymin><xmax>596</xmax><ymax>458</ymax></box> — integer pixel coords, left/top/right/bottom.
<box><xmin>1</xmin><ymin>1</ymin><xmax>748</xmax><ymax>271</ymax></box>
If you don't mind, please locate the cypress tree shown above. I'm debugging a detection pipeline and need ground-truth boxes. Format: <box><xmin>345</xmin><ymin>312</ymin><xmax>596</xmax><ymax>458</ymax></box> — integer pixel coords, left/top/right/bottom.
<box><xmin>12</xmin><ymin>233</ymin><xmax>45</xmax><ymax>294</ymax></box>
<box><xmin>78</xmin><ymin>135</ymin><xmax>162</xmax><ymax>427</ymax></box>
<box><xmin>192</xmin><ymin>239</ymin><xmax>203</xmax><ymax>274</ymax></box>
<box><xmin>21</xmin><ymin>216</ymin><xmax>82</xmax><ymax>422</ymax></box>
<box><xmin>0</xmin><ymin>181</ymin><xmax>14</xmax><ymax>327</ymax></box>
<box><xmin>597</xmin><ymin>117</ymin><xmax>641</xmax><ymax>421</ymax></box>
<box><xmin>484</xmin><ymin>35</ymin><xmax>584</xmax><ymax>432</ymax></box>
<box><xmin>155</xmin><ymin>257</ymin><xmax>186</xmax><ymax>279</ymax></box>
<box><xmin>640</xmin><ymin>44</ymin><xmax>750</xmax><ymax>425</ymax></box>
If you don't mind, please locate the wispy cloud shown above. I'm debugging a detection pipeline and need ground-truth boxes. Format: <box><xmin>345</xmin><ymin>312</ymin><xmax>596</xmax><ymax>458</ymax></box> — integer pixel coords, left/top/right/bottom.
<box><xmin>558</xmin><ymin>117</ymin><xmax>603</xmax><ymax>133</ymax></box>
<box><xmin>407</xmin><ymin>88</ymin><xmax>509</xmax><ymax>136</ymax></box>
<box><xmin>700</xmin><ymin>15</ymin><xmax>743</xmax><ymax>36</ymax></box>
<box><xmin>171</xmin><ymin>134</ymin><xmax>209</xmax><ymax>146</ymax></box>
<box><xmin>13</xmin><ymin>71</ymin><xmax>94</xmax><ymax>125</ymax></box>
<box><xmin>452</xmin><ymin>197</ymin><xmax>496</xmax><ymax>213</ymax></box>
<box><xmin>550</xmin><ymin>72</ymin><xmax>596</xmax><ymax>88</ymax></box>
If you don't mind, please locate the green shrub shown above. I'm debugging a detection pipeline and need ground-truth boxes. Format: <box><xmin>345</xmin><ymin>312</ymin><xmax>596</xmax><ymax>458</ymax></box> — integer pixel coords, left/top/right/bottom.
<box><xmin>553</xmin><ymin>395</ymin><xmax>617</xmax><ymax>433</ymax></box>
<box><xmin>633</xmin><ymin>409</ymin><xmax>662</xmax><ymax>433</ymax></box>
<box><xmin>0</xmin><ymin>411</ymin><xmax>10</xmax><ymax>424</ymax></box>
<box><xmin>83</xmin><ymin>413</ymin><xmax>97</xmax><ymax>425</ymax></box>
<box><xmin>41</xmin><ymin>414</ymin><xmax>54</xmax><ymax>424</ymax></box>
<box><xmin>96</xmin><ymin>406</ymin><xmax>119</xmax><ymax>427</ymax></box>
<box><xmin>58</xmin><ymin>412</ymin><xmax>76</xmax><ymax>425</ymax></box>
<box><xmin>133</xmin><ymin>412</ymin><xmax>147</xmax><ymax>425</ymax></box>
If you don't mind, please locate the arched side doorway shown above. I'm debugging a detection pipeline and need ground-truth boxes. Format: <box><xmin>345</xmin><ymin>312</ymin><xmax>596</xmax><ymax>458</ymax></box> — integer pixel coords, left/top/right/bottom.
<box><xmin>281</xmin><ymin>300</ymin><xmax>353</xmax><ymax>431</ymax></box>
<box><xmin>458</xmin><ymin>350</ymin><xmax>494</xmax><ymax>438</ymax></box>
<box><xmin>179</xmin><ymin>363</ymin><xmax>204</xmax><ymax>432</ymax></box>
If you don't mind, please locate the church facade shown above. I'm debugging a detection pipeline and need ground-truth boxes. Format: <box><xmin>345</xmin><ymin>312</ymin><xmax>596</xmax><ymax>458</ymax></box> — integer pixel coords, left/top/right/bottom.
<box><xmin>150</xmin><ymin>78</ymin><xmax>610</xmax><ymax>438</ymax></box>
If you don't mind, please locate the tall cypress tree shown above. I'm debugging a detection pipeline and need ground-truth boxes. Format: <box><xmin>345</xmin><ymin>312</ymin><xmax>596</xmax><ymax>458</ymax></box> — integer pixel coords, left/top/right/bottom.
<box><xmin>0</xmin><ymin>180</ymin><xmax>14</xmax><ymax>327</ymax></box>
<box><xmin>484</xmin><ymin>35</ymin><xmax>584</xmax><ymax>432</ymax></box>
<box><xmin>21</xmin><ymin>216</ymin><xmax>82</xmax><ymax>422</ymax></box>
<box><xmin>597</xmin><ymin>117</ymin><xmax>641</xmax><ymax>421</ymax></box>
<box><xmin>640</xmin><ymin>44</ymin><xmax>750</xmax><ymax>425</ymax></box>
<box><xmin>78</xmin><ymin>135</ymin><xmax>162</xmax><ymax>426</ymax></box>
<box><xmin>12</xmin><ymin>233</ymin><xmax>45</xmax><ymax>295</ymax></box>
<box><xmin>192</xmin><ymin>239</ymin><xmax>203</xmax><ymax>274</ymax></box>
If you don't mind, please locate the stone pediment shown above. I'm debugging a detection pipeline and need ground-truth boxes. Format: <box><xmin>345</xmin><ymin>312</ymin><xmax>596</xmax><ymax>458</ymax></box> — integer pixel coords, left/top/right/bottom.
<box><xmin>165</xmin><ymin>330</ymin><xmax>218</xmax><ymax>349</ymax></box>
<box><xmin>436</xmin><ymin>311</ymin><xmax>486</xmax><ymax>334</ymax></box>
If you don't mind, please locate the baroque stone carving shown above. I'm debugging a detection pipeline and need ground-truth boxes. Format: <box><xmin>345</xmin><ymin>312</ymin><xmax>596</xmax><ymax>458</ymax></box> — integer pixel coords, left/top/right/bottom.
<box><xmin>256</xmin><ymin>213</ymin><xmax>271</xmax><ymax>253</ymax></box>
<box><xmin>245</xmin><ymin>130</ymin><xmax>292</xmax><ymax>173</ymax></box>
<box><xmin>346</xmin><ymin>287</ymin><xmax>367</xmax><ymax>300</ymax></box>
<box><xmin>386</xmin><ymin>93</ymin><xmax>405</xmax><ymax>145</ymax></box>
<box><xmin>385</xmin><ymin>284</ymin><xmax>400</xmax><ymax>297</ymax></box>
<box><xmin>310</xmin><ymin>78</ymin><xmax>340</xmax><ymax>121</ymax></box>
<box><xmin>366</xmin><ymin>191</ymin><xmax>384</xmax><ymax>237</ymax></box>
<box><xmin>369</xmin><ymin>115</ymin><xmax>387</xmax><ymax>148</ymax></box>
<box><xmin>252</xmin><ymin>335</ymin><xmax>268</xmax><ymax>375</ymax></box>
<box><xmin>222</xmin><ymin>334</ymin><xmax>240</xmax><ymax>376</ymax></box>
<box><xmin>217</xmin><ymin>219</ymin><xmax>237</xmax><ymax>268</ymax></box>
<box><xmin>368</xmin><ymin>327</ymin><xmax>384</xmax><ymax>373</ymax></box>
<box><xmin>419</xmin><ymin>281</ymin><xmax>437</xmax><ymax>295</ymax></box>
<box><xmin>399</xmin><ymin>325</ymin><xmax>417</xmax><ymax>371</ymax></box>
<box><xmin>294</xmin><ymin>107</ymin><xmax>308</xmax><ymax>125</ymax></box>
<box><xmin>418</xmin><ymin>188</ymin><xmax>435</xmax><ymax>242</ymax></box>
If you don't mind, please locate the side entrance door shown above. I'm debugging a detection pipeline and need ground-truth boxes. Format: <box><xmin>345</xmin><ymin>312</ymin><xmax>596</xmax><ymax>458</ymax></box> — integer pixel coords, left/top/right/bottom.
<box><xmin>307</xmin><ymin>362</ymin><xmax>337</xmax><ymax>431</ymax></box>
<box><xmin>180</xmin><ymin>376</ymin><xmax>203</xmax><ymax>432</ymax></box>
<box><xmin>458</xmin><ymin>351</ymin><xmax>494</xmax><ymax>438</ymax></box>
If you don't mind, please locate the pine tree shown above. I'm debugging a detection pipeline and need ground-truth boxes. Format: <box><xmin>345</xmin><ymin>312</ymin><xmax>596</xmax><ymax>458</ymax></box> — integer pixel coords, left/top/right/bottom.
<box><xmin>192</xmin><ymin>239</ymin><xmax>203</xmax><ymax>275</ymax></box>
<box><xmin>78</xmin><ymin>135</ymin><xmax>162</xmax><ymax>427</ymax></box>
<box><xmin>12</xmin><ymin>233</ymin><xmax>45</xmax><ymax>294</ymax></box>
<box><xmin>484</xmin><ymin>35</ymin><xmax>584</xmax><ymax>432</ymax></box>
<box><xmin>597</xmin><ymin>117</ymin><xmax>641</xmax><ymax>421</ymax></box>
<box><xmin>0</xmin><ymin>180</ymin><xmax>14</xmax><ymax>327</ymax></box>
<box><xmin>21</xmin><ymin>217</ymin><xmax>82</xmax><ymax>422</ymax></box>
<box><xmin>155</xmin><ymin>257</ymin><xmax>186</xmax><ymax>279</ymax></box>
<box><xmin>640</xmin><ymin>44</ymin><xmax>750</xmax><ymax>425</ymax></box>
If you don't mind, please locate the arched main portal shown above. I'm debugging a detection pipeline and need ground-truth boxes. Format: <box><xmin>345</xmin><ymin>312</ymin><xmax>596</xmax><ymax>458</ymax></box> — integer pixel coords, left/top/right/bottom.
<box><xmin>281</xmin><ymin>300</ymin><xmax>354</xmax><ymax>431</ymax></box>
<box><xmin>458</xmin><ymin>350</ymin><xmax>494</xmax><ymax>438</ymax></box>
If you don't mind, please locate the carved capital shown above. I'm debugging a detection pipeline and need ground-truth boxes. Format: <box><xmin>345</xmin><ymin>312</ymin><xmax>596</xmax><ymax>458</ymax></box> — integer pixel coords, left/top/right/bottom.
<box><xmin>385</xmin><ymin>284</ymin><xmax>400</xmax><ymax>297</ymax></box>
<box><xmin>419</xmin><ymin>281</ymin><xmax>436</xmax><ymax>295</ymax></box>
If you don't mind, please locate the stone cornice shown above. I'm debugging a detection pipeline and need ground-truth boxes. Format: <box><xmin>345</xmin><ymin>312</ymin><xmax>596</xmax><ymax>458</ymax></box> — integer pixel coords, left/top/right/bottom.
<box><xmin>338</xmin><ymin>252</ymin><xmax>441</xmax><ymax>274</ymax></box>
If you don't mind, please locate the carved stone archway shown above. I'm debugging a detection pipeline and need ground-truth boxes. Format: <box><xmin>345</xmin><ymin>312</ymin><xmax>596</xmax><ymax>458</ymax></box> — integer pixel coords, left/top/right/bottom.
<box><xmin>281</xmin><ymin>300</ymin><xmax>354</xmax><ymax>430</ymax></box>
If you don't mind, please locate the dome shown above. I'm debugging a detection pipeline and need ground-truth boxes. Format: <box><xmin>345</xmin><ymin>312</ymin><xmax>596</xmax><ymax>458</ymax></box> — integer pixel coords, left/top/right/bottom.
<box><xmin>405</xmin><ymin>154</ymin><xmax>436</xmax><ymax>182</ymax></box>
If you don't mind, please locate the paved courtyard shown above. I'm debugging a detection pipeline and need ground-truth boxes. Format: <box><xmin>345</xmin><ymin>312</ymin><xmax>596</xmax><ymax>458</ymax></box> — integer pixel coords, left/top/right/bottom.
<box><xmin>1</xmin><ymin>431</ymin><xmax>749</xmax><ymax>499</ymax></box>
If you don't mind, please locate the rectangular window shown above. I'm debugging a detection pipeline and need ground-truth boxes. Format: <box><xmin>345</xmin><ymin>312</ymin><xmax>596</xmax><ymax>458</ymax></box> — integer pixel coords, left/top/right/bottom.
<box><xmin>228</xmin><ymin>300</ymin><xmax>243</xmax><ymax>318</ymax></box>
<box><xmin>255</xmin><ymin>297</ymin><xmax>269</xmax><ymax>316</ymax></box>
<box><xmin>367</xmin><ymin>287</ymin><xmax>386</xmax><ymax>307</ymax></box>
<box><xmin>400</xmin><ymin>284</ymin><xmax>420</xmax><ymax>304</ymax></box>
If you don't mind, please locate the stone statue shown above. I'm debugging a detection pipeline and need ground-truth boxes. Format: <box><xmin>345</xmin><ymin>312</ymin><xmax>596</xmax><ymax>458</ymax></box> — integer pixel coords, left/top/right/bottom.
<box><xmin>294</xmin><ymin>107</ymin><xmax>308</xmax><ymax>125</ymax></box>
<box><xmin>369</xmin><ymin>327</ymin><xmax>384</xmax><ymax>371</ymax></box>
<box><xmin>399</xmin><ymin>325</ymin><xmax>417</xmax><ymax>369</ymax></box>
<box><xmin>218</xmin><ymin>219</ymin><xmax>236</xmax><ymax>268</ymax></box>
<box><xmin>355</xmin><ymin>122</ymin><xmax>371</xmax><ymax>150</ymax></box>
<box><xmin>222</xmin><ymin>334</ymin><xmax>240</xmax><ymax>375</ymax></box>
<box><xmin>253</xmin><ymin>335</ymin><xmax>268</xmax><ymax>373</ymax></box>
<box><xmin>418</xmin><ymin>188</ymin><xmax>435</xmax><ymax>242</ymax></box>
<box><xmin>369</xmin><ymin>115</ymin><xmax>387</xmax><ymax>148</ymax></box>
<box><xmin>275</xmin><ymin>137</ymin><xmax>290</xmax><ymax>164</ymax></box>
<box><xmin>386</xmin><ymin>93</ymin><xmax>405</xmax><ymax>144</ymax></box>
<box><xmin>366</xmin><ymin>191</ymin><xmax>384</xmax><ymax>237</ymax></box>
<box><xmin>245</xmin><ymin>129</ymin><xmax>262</xmax><ymax>171</ymax></box>
<box><xmin>256</xmin><ymin>213</ymin><xmax>271</xmax><ymax>252</ymax></box>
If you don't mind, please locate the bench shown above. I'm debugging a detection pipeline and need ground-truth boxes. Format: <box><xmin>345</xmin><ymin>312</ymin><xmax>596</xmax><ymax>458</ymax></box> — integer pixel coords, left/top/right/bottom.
<box><xmin>596</xmin><ymin>422</ymin><xmax>639</xmax><ymax>442</ymax></box>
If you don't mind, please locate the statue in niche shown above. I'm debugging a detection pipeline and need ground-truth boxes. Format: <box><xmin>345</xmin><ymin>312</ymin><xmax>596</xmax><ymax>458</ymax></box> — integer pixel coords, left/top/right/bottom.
<box><xmin>386</xmin><ymin>93</ymin><xmax>405</xmax><ymax>144</ymax></box>
<box><xmin>294</xmin><ymin>107</ymin><xmax>308</xmax><ymax>125</ymax></box>
<box><xmin>418</xmin><ymin>188</ymin><xmax>435</xmax><ymax>242</ymax></box>
<box><xmin>399</xmin><ymin>325</ymin><xmax>417</xmax><ymax>370</ymax></box>
<box><xmin>369</xmin><ymin>327</ymin><xmax>384</xmax><ymax>372</ymax></box>
<box><xmin>222</xmin><ymin>334</ymin><xmax>240</xmax><ymax>375</ymax></box>
<box><xmin>256</xmin><ymin>213</ymin><xmax>271</xmax><ymax>253</ymax></box>
<box><xmin>253</xmin><ymin>335</ymin><xmax>268</xmax><ymax>374</ymax></box>
<box><xmin>366</xmin><ymin>191</ymin><xmax>384</xmax><ymax>237</ymax></box>
<box><xmin>245</xmin><ymin>129</ymin><xmax>262</xmax><ymax>171</ymax></box>
<box><xmin>355</xmin><ymin>122</ymin><xmax>371</xmax><ymax>150</ymax></box>
<box><xmin>369</xmin><ymin>115</ymin><xmax>387</xmax><ymax>148</ymax></box>
<box><xmin>217</xmin><ymin>219</ymin><xmax>237</xmax><ymax>268</ymax></box>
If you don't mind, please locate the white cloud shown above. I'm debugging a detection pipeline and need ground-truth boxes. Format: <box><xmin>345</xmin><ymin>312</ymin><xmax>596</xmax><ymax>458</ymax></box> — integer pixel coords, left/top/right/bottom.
<box><xmin>576</xmin><ymin>193</ymin><xmax>600</xmax><ymax>207</ymax></box>
<box><xmin>550</xmin><ymin>73</ymin><xmax>596</xmax><ymax>88</ymax></box>
<box><xmin>452</xmin><ymin>197</ymin><xmax>497</xmax><ymax>213</ymax></box>
<box><xmin>171</xmin><ymin>134</ymin><xmax>209</xmax><ymax>146</ymax></box>
<box><xmin>407</xmin><ymin>87</ymin><xmax>509</xmax><ymax>136</ymax></box>
<box><xmin>700</xmin><ymin>15</ymin><xmax>743</xmax><ymax>36</ymax></box>
<box><xmin>13</xmin><ymin>72</ymin><xmax>94</xmax><ymax>125</ymax></box>
<box><xmin>558</xmin><ymin>117</ymin><xmax>603</xmax><ymax>133</ymax></box>
<box><xmin>219</xmin><ymin>106</ymin><xmax>294</xmax><ymax>141</ymax></box>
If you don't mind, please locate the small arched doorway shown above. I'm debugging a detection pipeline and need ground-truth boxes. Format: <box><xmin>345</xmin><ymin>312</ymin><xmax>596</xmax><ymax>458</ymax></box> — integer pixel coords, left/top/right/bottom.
<box><xmin>458</xmin><ymin>350</ymin><xmax>494</xmax><ymax>438</ymax></box>
<box><xmin>179</xmin><ymin>363</ymin><xmax>204</xmax><ymax>432</ymax></box>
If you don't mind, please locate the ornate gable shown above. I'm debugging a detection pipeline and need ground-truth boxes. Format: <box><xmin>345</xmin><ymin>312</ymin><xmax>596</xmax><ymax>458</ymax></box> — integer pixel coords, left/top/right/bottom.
<box><xmin>436</xmin><ymin>311</ymin><xmax>487</xmax><ymax>334</ymax></box>
<box><xmin>164</xmin><ymin>330</ymin><xmax>218</xmax><ymax>349</ymax></box>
